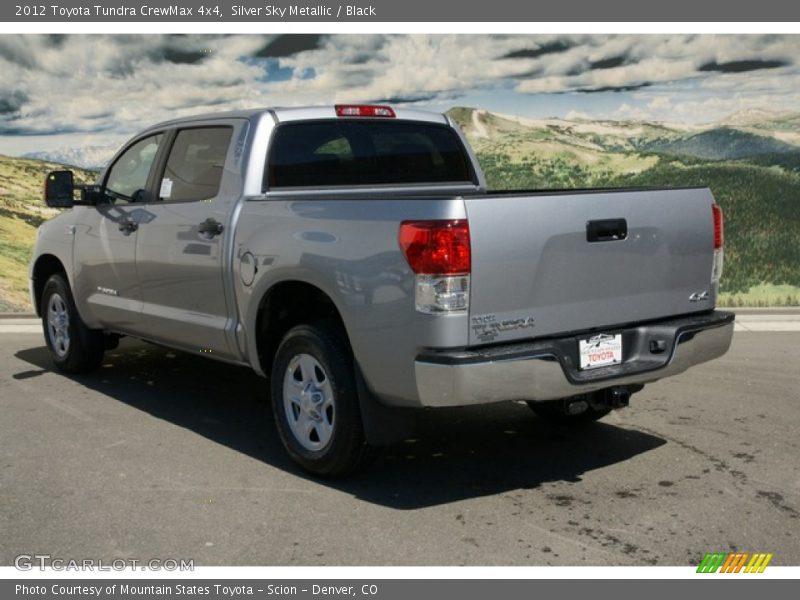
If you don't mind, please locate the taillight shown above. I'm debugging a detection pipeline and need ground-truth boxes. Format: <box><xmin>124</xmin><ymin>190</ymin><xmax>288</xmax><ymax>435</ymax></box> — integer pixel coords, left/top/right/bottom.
<box><xmin>711</xmin><ymin>203</ymin><xmax>724</xmax><ymax>284</ymax></box>
<box><xmin>399</xmin><ymin>220</ymin><xmax>470</xmax><ymax>274</ymax></box>
<box><xmin>399</xmin><ymin>220</ymin><xmax>471</xmax><ymax>313</ymax></box>
<box><xmin>712</xmin><ymin>203</ymin><xmax>724</xmax><ymax>249</ymax></box>
<box><xmin>335</xmin><ymin>104</ymin><xmax>395</xmax><ymax>118</ymax></box>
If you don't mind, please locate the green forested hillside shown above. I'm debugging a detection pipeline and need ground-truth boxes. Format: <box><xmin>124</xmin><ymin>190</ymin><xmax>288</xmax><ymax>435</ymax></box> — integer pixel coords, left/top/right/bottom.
<box><xmin>0</xmin><ymin>155</ymin><xmax>96</xmax><ymax>311</ymax></box>
<box><xmin>643</xmin><ymin>128</ymin><xmax>799</xmax><ymax>160</ymax></box>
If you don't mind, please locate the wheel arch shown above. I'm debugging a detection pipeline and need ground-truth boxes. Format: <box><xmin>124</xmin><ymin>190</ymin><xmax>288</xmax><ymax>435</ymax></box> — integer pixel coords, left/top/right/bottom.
<box><xmin>31</xmin><ymin>254</ymin><xmax>68</xmax><ymax>317</ymax></box>
<box><xmin>249</xmin><ymin>277</ymin><xmax>417</xmax><ymax>447</ymax></box>
<box><xmin>253</xmin><ymin>279</ymin><xmax>348</xmax><ymax>377</ymax></box>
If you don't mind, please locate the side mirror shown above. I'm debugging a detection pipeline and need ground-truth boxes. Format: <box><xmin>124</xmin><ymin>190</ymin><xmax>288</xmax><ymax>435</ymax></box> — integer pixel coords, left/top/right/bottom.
<box><xmin>44</xmin><ymin>171</ymin><xmax>75</xmax><ymax>208</ymax></box>
<box><xmin>81</xmin><ymin>185</ymin><xmax>105</xmax><ymax>205</ymax></box>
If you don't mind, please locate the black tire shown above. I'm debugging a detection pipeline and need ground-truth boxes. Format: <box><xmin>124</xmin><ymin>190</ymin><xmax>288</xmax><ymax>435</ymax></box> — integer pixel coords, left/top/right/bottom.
<box><xmin>526</xmin><ymin>396</ymin><xmax>612</xmax><ymax>425</ymax></box>
<box><xmin>271</xmin><ymin>321</ymin><xmax>374</xmax><ymax>478</ymax></box>
<box><xmin>41</xmin><ymin>273</ymin><xmax>105</xmax><ymax>373</ymax></box>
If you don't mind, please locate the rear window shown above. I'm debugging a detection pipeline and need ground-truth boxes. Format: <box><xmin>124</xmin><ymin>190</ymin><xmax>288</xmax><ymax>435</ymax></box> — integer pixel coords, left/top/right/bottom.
<box><xmin>266</xmin><ymin>120</ymin><xmax>475</xmax><ymax>189</ymax></box>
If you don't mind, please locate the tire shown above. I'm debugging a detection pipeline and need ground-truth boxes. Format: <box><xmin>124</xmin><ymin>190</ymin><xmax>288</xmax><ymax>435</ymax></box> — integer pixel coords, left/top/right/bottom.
<box><xmin>271</xmin><ymin>321</ymin><xmax>374</xmax><ymax>478</ymax></box>
<box><xmin>526</xmin><ymin>396</ymin><xmax>612</xmax><ymax>425</ymax></box>
<box><xmin>41</xmin><ymin>273</ymin><xmax>105</xmax><ymax>373</ymax></box>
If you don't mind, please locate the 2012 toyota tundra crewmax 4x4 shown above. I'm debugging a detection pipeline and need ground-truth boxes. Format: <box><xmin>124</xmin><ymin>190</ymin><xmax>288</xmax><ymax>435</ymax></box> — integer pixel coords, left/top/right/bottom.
<box><xmin>31</xmin><ymin>104</ymin><xmax>734</xmax><ymax>476</ymax></box>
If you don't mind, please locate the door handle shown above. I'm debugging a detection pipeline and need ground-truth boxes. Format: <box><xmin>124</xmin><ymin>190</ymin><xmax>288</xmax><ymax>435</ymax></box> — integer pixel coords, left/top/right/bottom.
<box><xmin>118</xmin><ymin>220</ymin><xmax>138</xmax><ymax>234</ymax></box>
<box><xmin>198</xmin><ymin>218</ymin><xmax>224</xmax><ymax>237</ymax></box>
<box><xmin>586</xmin><ymin>218</ymin><xmax>627</xmax><ymax>242</ymax></box>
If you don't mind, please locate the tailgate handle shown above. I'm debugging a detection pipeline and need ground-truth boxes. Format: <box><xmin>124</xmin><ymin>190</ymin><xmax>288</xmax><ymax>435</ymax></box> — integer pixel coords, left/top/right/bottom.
<box><xmin>587</xmin><ymin>218</ymin><xmax>627</xmax><ymax>242</ymax></box>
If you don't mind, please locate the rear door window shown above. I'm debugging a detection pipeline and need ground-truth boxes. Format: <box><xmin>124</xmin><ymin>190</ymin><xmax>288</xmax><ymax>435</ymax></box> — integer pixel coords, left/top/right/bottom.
<box><xmin>267</xmin><ymin>120</ymin><xmax>475</xmax><ymax>188</ymax></box>
<box><xmin>159</xmin><ymin>127</ymin><xmax>233</xmax><ymax>202</ymax></box>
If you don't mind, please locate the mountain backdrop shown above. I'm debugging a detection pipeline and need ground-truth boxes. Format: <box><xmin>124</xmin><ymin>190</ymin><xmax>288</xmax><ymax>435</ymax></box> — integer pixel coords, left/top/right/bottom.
<box><xmin>22</xmin><ymin>146</ymin><xmax>117</xmax><ymax>171</ymax></box>
<box><xmin>1</xmin><ymin>107</ymin><xmax>799</xmax><ymax>311</ymax></box>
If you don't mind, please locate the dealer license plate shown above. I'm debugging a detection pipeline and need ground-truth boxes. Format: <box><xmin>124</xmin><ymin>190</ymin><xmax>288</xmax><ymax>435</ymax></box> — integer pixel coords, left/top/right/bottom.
<box><xmin>579</xmin><ymin>333</ymin><xmax>623</xmax><ymax>370</ymax></box>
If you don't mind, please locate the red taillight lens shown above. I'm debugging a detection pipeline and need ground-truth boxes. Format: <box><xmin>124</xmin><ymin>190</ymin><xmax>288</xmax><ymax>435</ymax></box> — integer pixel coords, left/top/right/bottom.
<box><xmin>399</xmin><ymin>220</ymin><xmax>471</xmax><ymax>275</ymax></box>
<box><xmin>712</xmin><ymin>203</ymin><xmax>724</xmax><ymax>250</ymax></box>
<box><xmin>335</xmin><ymin>104</ymin><xmax>396</xmax><ymax>118</ymax></box>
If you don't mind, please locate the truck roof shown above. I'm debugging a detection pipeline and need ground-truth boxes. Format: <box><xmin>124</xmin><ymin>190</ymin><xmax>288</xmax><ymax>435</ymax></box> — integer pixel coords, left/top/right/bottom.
<box><xmin>145</xmin><ymin>105</ymin><xmax>449</xmax><ymax>131</ymax></box>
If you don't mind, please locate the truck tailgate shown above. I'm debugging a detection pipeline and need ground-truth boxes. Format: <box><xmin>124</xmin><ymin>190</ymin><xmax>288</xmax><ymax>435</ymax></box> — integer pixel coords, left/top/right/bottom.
<box><xmin>464</xmin><ymin>187</ymin><xmax>717</xmax><ymax>345</ymax></box>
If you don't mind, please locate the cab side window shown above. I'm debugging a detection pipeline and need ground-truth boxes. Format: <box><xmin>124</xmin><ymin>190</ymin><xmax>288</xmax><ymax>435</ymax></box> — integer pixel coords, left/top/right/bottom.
<box><xmin>104</xmin><ymin>134</ymin><xmax>163</xmax><ymax>202</ymax></box>
<box><xmin>159</xmin><ymin>127</ymin><xmax>232</xmax><ymax>202</ymax></box>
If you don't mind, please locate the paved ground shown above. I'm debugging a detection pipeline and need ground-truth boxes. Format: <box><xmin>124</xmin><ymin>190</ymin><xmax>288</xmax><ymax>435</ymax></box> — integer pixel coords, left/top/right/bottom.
<box><xmin>0</xmin><ymin>317</ymin><xmax>798</xmax><ymax>566</ymax></box>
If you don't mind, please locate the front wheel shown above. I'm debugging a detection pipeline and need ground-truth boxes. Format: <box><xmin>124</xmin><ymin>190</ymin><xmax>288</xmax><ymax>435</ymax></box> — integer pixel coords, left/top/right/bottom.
<box><xmin>271</xmin><ymin>321</ymin><xmax>374</xmax><ymax>478</ymax></box>
<box><xmin>41</xmin><ymin>273</ymin><xmax>105</xmax><ymax>373</ymax></box>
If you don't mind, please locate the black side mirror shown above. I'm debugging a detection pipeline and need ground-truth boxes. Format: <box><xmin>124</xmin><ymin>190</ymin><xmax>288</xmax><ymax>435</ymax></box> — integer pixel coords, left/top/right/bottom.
<box><xmin>44</xmin><ymin>171</ymin><xmax>75</xmax><ymax>208</ymax></box>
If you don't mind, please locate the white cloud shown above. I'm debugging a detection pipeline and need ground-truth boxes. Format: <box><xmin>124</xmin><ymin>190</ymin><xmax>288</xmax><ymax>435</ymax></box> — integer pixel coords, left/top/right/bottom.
<box><xmin>273</xmin><ymin>35</ymin><xmax>538</xmax><ymax>102</ymax></box>
<box><xmin>613</xmin><ymin>103</ymin><xmax>655</xmax><ymax>121</ymax></box>
<box><xmin>0</xmin><ymin>35</ymin><xmax>269</xmax><ymax>136</ymax></box>
<box><xmin>2</xmin><ymin>34</ymin><xmax>800</xmax><ymax>154</ymax></box>
<box><xmin>565</xmin><ymin>110</ymin><xmax>593</xmax><ymax>120</ymax></box>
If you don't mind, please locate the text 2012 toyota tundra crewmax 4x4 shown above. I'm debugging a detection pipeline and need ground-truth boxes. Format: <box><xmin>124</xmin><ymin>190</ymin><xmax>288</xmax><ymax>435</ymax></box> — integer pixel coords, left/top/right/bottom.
<box><xmin>31</xmin><ymin>105</ymin><xmax>734</xmax><ymax>476</ymax></box>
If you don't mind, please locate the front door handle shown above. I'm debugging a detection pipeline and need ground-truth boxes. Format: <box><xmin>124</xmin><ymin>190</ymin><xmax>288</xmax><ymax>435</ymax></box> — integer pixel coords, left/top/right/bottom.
<box><xmin>198</xmin><ymin>218</ymin><xmax>224</xmax><ymax>237</ymax></box>
<box><xmin>118</xmin><ymin>220</ymin><xmax>138</xmax><ymax>235</ymax></box>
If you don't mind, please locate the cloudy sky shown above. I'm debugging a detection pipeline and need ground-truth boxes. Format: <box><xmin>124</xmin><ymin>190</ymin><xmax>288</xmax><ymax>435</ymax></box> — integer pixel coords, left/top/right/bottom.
<box><xmin>2</xmin><ymin>34</ymin><xmax>800</xmax><ymax>156</ymax></box>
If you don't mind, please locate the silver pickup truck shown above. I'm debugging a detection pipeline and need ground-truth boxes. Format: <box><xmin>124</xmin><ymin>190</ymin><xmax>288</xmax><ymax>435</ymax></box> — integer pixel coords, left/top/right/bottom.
<box><xmin>31</xmin><ymin>104</ymin><xmax>734</xmax><ymax>476</ymax></box>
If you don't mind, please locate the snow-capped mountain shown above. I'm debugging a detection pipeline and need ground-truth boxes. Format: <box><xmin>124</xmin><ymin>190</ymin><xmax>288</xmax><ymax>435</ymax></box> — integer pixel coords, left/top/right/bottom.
<box><xmin>22</xmin><ymin>146</ymin><xmax>116</xmax><ymax>170</ymax></box>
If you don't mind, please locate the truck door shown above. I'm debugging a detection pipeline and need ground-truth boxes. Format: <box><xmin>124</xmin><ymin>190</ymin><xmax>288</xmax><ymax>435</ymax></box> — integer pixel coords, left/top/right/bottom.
<box><xmin>72</xmin><ymin>133</ymin><xmax>164</xmax><ymax>335</ymax></box>
<box><xmin>134</xmin><ymin>122</ymin><xmax>242</xmax><ymax>360</ymax></box>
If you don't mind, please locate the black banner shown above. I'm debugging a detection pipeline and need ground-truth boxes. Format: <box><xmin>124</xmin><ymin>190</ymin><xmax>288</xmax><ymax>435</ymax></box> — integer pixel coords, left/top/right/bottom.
<box><xmin>4</xmin><ymin>0</ymin><xmax>800</xmax><ymax>22</ymax></box>
<box><xmin>4</xmin><ymin>579</ymin><xmax>798</xmax><ymax>600</ymax></box>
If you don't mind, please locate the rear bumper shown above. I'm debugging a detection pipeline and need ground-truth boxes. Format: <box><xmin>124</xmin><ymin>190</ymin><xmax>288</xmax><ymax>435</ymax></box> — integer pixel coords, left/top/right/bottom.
<box><xmin>414</xmin><ymin>311</ymin><xmax>734</xmax><ymax>407</ymax></box>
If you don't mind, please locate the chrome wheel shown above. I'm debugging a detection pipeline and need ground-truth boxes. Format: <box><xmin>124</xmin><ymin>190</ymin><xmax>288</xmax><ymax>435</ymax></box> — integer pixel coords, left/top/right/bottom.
<box><xmin>282</xmin><ymin>353</ymin><xmax>335</xmax><ymax>452</ymax></box>
<box><xmin>47</xmin><ymin>292</ymin><xmax>70</xmax><ymax>358</ymax></box>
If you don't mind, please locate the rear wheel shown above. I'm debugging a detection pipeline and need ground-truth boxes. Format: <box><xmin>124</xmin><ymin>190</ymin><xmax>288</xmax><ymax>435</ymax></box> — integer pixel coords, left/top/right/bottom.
<box><xmin>526</xmin><ymin>395</ymin><xmax>612</xmax><ymax>425</ymax></box>
<box><xmin>271</xmin><ymin>321</ymin><xmax>374</xmax><ymax>478</ymax></box>
<box><xmin>41</xmin><ymin>273</ymin><xmax>105</xmax><ymax>373</ymax></box>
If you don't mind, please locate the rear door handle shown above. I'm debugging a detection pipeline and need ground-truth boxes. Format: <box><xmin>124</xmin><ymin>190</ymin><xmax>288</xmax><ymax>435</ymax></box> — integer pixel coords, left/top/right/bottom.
<box><xmin>198</xmin><ymin>218</ymin><xmax>224</xmax><ymax>237</ymax></box>
<box><xmin>118</xmin><ymin>220</ymin><xmax>138</xmax><ymax>235</ymax></box>
<box><xmin>587</xmin><ymin>218</ymin><xmax>627</xmax><ymax>242</ymax></box>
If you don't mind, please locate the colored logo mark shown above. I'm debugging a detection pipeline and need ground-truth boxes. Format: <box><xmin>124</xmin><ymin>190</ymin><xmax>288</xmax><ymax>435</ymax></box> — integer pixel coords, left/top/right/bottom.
<box><xmin>696</xmin><ymin>552</ymin><xmax>773</xmax><ymax>573</ymax></box>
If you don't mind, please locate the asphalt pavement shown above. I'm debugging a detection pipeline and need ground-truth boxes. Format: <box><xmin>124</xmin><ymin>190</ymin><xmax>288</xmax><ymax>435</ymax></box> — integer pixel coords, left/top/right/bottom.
<box><xmin>0</xmin><ymin>314</ymin><xmax>798</xmax><ymax>566</ymax></box>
